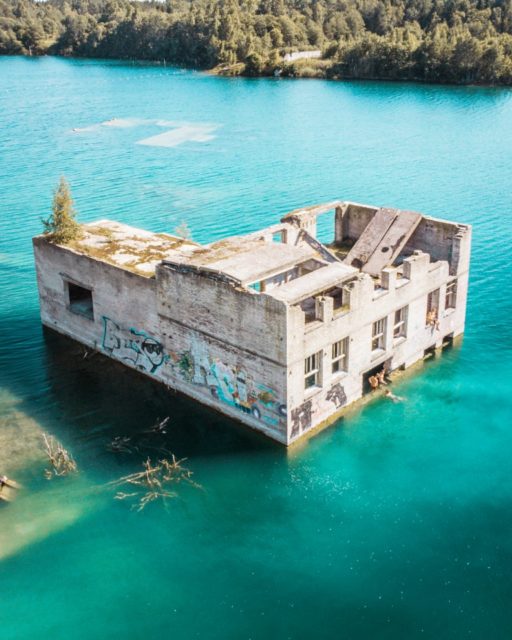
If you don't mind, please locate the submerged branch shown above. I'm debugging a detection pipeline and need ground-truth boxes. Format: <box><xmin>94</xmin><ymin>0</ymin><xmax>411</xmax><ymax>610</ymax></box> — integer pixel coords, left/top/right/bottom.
<box><xmin>42</xmin><ymin>433</ymin><xmax>78</xmax><ymax>479</ymax></box>
<box><xmin>111</xmin><ymin>456</ymin><xmax>199</xmax><ymax>511</ymax></box>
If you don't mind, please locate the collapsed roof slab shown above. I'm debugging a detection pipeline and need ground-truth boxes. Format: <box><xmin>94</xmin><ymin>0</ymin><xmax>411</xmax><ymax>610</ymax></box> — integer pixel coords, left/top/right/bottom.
<box><xmin>267</xmin><ymin>262</ymin><xmax>357</xmax><ymax>305</ymax></box>
<box><xmin>189</xmin><ymin>240</ymin><xmax>320</xmax><ymax>286</ymax></box>
<box><xmin>344</xmin><ymin>208</ymin><xmax>421</xmax><ymax>276</ymax></box>
<box><xmin>363</xmin><ymin>209</ymin><xmax>421</xmax><ymax>275</ymax></box>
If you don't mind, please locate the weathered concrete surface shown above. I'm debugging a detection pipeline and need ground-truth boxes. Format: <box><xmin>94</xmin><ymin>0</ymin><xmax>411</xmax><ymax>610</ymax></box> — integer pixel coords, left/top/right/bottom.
<box><xmin>33</xmin><ymin>200</ymin><xmax>471</xmax><ymax>445</ymax></box>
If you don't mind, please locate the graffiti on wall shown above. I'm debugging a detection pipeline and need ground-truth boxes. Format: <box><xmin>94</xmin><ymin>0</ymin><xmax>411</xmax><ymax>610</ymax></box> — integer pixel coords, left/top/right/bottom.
<box><xmin>100</xmin><ymin>316</ymin><xmax>286</xmax><ymax>428</ymax></box>
<box><xmin>102</xmin><ymin>317</ymin><xmax>169</xmax><ymax>373</ymax></box>
<box><xmin>165</xmin><ymin>336</ymin><xmax>287</xmax><ymax>427</ymax></box>
<box><xmin>290</xmin><ymin>400</ymin><xmax>312</xmax><ymax>438</ymax></box>
<box><xmin>326</xmin><ymin>383</ymin><xmax>347</xmax><ymax>408</ymax></box>
<box><xmin>290</xmin><ymin>382</ymin><xmax>347</xmax><ymax>439</ymax></box>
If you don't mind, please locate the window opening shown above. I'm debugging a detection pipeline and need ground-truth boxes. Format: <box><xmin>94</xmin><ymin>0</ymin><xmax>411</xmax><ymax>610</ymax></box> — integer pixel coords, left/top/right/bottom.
<box><xmin>393</xmin><ymin>306</ymin><xmax>408</xmax><ymax>339</ymax></box>
<box><xmin>426</xmin><ymin>289</ymin><xmax>440</xmax><ymax>327</ymax></box>
<box><xmin>445</xmin><ymin>280</ymin><xmax>457</xmax><ymax>310</ymax></box>
<box><xmin>305</xmin><ymin>351</ymin><xmax>321</xmax><ymax>389</ymax></box>
<box><xmin>272</xmin><ymin>230</ymin><xmax>286</xmax><ymax>243</ymax></box>
<box><xmin>372</xmin><ymin>317</ymin><xmax>387</xmax><ymax>351</ymax></box>
<box><xmin>68</xmin><ymin>282</ymin><xmax>94</xmax><ymax>320</ymax></box>
<box><xmin>332</xmin><ymin>338</ymin><xmax>349</xmax><ymax>374</ymax></box>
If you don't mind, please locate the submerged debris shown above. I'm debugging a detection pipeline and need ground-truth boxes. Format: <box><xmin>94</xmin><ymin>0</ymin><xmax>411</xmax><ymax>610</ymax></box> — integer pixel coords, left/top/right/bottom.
<box><xmin>145</xmin><ymin>416</ymin><xmax>169</xmax><ymax>435</ymax></box>
<box><xmin>43</xmin><ymin>434</ymin><xmax>78</xmax><ymax>479</ymax></box>
<box><xmin>107</xmin><ymin>416</ymin><xmax>170</xmax><ymax>455</ymax></box>
<box><xmin>108</xmin><ymin>435</ymin><xmax>139</xmax><ymax>454</ymax></box>
<box><xmin>109</xmin><ymin>456</ymin><xmax>199</xmax><ymax>512</ymax></box>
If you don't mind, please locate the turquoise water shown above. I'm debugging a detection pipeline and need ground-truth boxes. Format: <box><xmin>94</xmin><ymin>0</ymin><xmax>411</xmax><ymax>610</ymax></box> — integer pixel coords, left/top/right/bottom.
<box><xmin>1</xmin><ymin>56</ymin><xmax>512</xmax><ymax>639</ymax></box>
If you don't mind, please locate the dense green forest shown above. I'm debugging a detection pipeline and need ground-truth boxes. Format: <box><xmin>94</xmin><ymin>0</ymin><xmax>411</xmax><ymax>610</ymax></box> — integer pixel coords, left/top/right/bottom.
<box><xmin>2</xmin><ymin>0</ymin><xmax>512</xmax><ymax>83</ymax></box>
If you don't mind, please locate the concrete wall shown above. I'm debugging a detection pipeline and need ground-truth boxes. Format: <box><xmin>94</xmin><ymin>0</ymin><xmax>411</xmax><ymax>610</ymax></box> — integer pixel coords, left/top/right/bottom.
<box><xmin>403</xmin><ymin>218</ymin><xmax>471</xmax><ymax>275</ymax></box>
<box><xmin>156</xmin><ymin>264</ymin><xmax>288</xmax><ymax>363</ymax></box>
<box><xmin>33</xmin><ymin>238</ymin><xmax>160</xmax><ymax>356</ymax></box>
<box><xmin>285</xmin><ymin>250</ymin><xmax>468</xmax><ymax>442</ymax></box>
<box><xmin>33</xmin><ymin>239</ymin><xmax>289</xmax><ymax>443</ymax></box>
<box><xmin>338</xmin><ymin>203</ymin><xmax>379</xmax><ymax>242</ymax></box>
<box><xmin>155</xmin><ymin>265</ymin><xmax>289</xmax><ymax>442</ymax></box>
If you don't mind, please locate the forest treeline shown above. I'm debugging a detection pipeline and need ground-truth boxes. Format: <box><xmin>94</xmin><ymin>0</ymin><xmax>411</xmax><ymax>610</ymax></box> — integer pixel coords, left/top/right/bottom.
<box><xmin>2</xmin><ymin>0</ymin><xmax>512</xmax><ymax>84</ymax></box>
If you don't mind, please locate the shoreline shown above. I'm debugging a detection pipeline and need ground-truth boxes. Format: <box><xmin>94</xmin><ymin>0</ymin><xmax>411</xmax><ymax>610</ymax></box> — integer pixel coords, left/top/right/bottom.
<box><xmin>3</xmin><ymin>54</ymin><xmax>512</xmax><ymax>89</ymax></box>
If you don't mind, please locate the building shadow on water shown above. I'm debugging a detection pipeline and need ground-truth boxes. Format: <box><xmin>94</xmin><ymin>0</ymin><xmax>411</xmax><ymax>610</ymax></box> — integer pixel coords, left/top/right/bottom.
<box><xmin>39</xmin><ymin>327</ymin><xmax>278</xmax><ymax>461</ymax></box>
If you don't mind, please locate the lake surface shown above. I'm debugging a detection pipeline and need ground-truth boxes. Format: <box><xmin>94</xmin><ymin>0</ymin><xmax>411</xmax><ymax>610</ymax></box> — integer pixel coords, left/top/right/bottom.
<box><xmin>1</xmin><ymin>56</ymin><xmax>511</xmax><ymax>639</ymax></box>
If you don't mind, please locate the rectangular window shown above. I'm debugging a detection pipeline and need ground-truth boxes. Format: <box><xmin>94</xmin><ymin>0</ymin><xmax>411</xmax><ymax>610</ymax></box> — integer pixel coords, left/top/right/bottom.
<box><xmin>67</xmin><ymin>282</ymin><xmax>94</xmax><ymax>320</ymax></box>
<box><xmin>393</xmin><ymin>306</ymin><xmax>408</xmax><ymax>339</ymax></box>
<box><xmin>332</xmin><ymin>337</ymin><xmax>349</xmax><ymax>374</ymax></box>
<box><xmin>445</xmin><ymin>280</ymin><xmax>457</xmax><ymax>310</ymax></box>
<box><xmin>372</xmin><ymin>317</ymin><xmax>387</xmax><ymax>351</ymax></box>
<box><xmin>426</xmin><ymin>289</ymin><xmax>440</xmax><ymax>326</ymax></box>
<box><xmin>305</xmin><ymin>351</ymin><xmax>321</xmax><ymax>389</ymax></box>
<box><xmin>272</xmin><ymin>230</ymin><xmax>286</xmax><ymax>243</ymax></box>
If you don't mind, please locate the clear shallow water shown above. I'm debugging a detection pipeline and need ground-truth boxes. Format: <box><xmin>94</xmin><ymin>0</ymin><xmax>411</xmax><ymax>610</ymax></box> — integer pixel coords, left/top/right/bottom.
<box><xmin>1</xmin><ymin>56</ymin><xmax>512</xmax><ymax>639</ymax></box>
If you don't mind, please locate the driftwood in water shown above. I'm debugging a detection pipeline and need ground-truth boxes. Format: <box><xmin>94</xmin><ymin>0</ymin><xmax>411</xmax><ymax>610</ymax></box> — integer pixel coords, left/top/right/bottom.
<box><xmin>109</xmin><ymin>456</ymin><xmax>199</xmax><ymax>511</ymax></box>
<box><xmin>43</xmin><ymin>434</ymin><xmax>78</xmax><ymax>479</ymax></box>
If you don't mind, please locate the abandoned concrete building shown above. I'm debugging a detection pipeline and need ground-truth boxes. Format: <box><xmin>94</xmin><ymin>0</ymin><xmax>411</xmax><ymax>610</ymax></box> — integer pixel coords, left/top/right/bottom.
<box><xmin>33</xmin><ymin>201</ymin><xmax>471</xmax><ymax>445</ymax></box>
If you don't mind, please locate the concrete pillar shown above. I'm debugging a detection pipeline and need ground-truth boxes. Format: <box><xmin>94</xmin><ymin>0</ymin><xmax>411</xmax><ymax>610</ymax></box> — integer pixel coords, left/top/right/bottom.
<box><xmin>334</xmin><ymin>206</ymin><xmax>346</xmax><ymax>243</ymax></box>
<box><xmin>403</xmin><ymin>251</ymin><xmax>430</xmax><ymax>279</ymax></box>
<box><xmin>381</xmin><ymin>268</ymin><xmax>397</xmax><ymax>290</ymax></box>
<box><xmin>315</xmin><ymin>296</ymin><xmax>333</xmax><ymax>323</ymax></box>
<box><xmin>349</xmin><ymin>274</ymin><xmax>374</xmax><ymax>310</ymax></box>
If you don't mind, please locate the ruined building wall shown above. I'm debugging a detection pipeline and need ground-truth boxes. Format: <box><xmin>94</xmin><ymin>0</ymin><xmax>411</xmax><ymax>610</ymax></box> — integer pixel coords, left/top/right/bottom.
<box><xmin>33</xmin><ymin>239</ymin><xmax>288</xmax><ymax>443</ymax></box>
<box><xmin>338</xmin><ymin>203</ymin><xmax>379</xmax><ymax>242</ymax></box>
<box><xmin>155</xmin><ymin>266</ymin><xmax>288</xmax><ymax>442</ymax></box>
<box><xmin>285</xmin><ymin>250</ymin><xmax>466</xmax><ymax>442</ymax></box>
<box><xmin>402</xmin><ymin>218</ymin><xmax>471</xmax><ymax>273</ymax></box>
<box><xmin>33</xmin><ymin>239</ymin><xmax>160</xmax><ymax>359</ymax></box>
<box><xmin>33</xmin><ymin>207</ymin><xmax>471</xmax><ymax>447</ymax></box>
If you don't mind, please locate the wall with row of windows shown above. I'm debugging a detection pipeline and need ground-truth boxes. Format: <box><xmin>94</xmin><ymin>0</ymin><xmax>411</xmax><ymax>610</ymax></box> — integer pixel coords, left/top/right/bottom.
<box><xmin>303</xmin><ymin>278</ymin><xmax>458</xmax><ymax>391</ymax></box>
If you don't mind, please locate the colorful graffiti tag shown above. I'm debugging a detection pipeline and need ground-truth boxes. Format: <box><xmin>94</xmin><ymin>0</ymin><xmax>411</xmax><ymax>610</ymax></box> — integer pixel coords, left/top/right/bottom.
<box><xmin>100</xmin><ymin>316</ymin><xmax>286</xmax><ymax>428</ymax></box>
<box><xmin>101</xmin><ymin>317</ymin><xmax>168</xmax><ymax>373</ymax></box>
<box><xmin>166</xmin><ymin>338</ymin><xmax>287</xmax><ymax>427</ymax></box>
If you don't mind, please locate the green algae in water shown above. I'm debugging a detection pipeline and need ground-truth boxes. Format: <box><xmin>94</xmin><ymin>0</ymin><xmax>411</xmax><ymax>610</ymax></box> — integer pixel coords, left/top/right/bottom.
<box><xmin>1</xmin><ymin>57</ymin><xmax>512</xmax><ymax>639</ymax></box>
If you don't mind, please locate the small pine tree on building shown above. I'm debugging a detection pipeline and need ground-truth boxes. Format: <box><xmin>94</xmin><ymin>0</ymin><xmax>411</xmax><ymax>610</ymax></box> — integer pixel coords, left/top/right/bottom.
<box><xmin>42</xmin><ymin>177</ymin><xmax>82</xmax><ymax>243</ymax></box>
<box><xmin>174</xmin><ymin>220</ymin><xmax>192</xmax><ymax>240</ymax></box>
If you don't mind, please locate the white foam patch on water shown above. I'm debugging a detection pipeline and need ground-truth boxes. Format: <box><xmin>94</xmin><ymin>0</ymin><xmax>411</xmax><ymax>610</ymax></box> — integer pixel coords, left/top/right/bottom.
<box><xmin>71</xmin><ymin>124</ymin><xmax>98</xmax><ymax>133</ymax></box>
<box><xmin>70</xmin><ymin>119</ymin><xmax>219</xmax><ymax>147</ymax></box>
<box><xmin>153</xmin><ymin>119</ymin><xmax>181</xmax><ymax>128</ymax></box>
<box><xmin>72</xmin><ymin>118</ymin><xmax>150</xmax><ymax>133</ymax></box>
<box><xmin>137</xmin><ymin>124</ymin><xmax>218</xmax><ymax>148</ymax></box>
<box><xmin>101</xmin><ymin>117</ymin><xmax>147</xmax><ymax>128</ymax></box>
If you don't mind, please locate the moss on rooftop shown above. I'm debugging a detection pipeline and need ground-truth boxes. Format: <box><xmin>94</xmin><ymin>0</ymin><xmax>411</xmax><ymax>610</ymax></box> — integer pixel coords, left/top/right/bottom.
<box><xmin>64</xmin><ymin>224</ymin><xmax>192</xmax><ymax>277</ymax></box>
